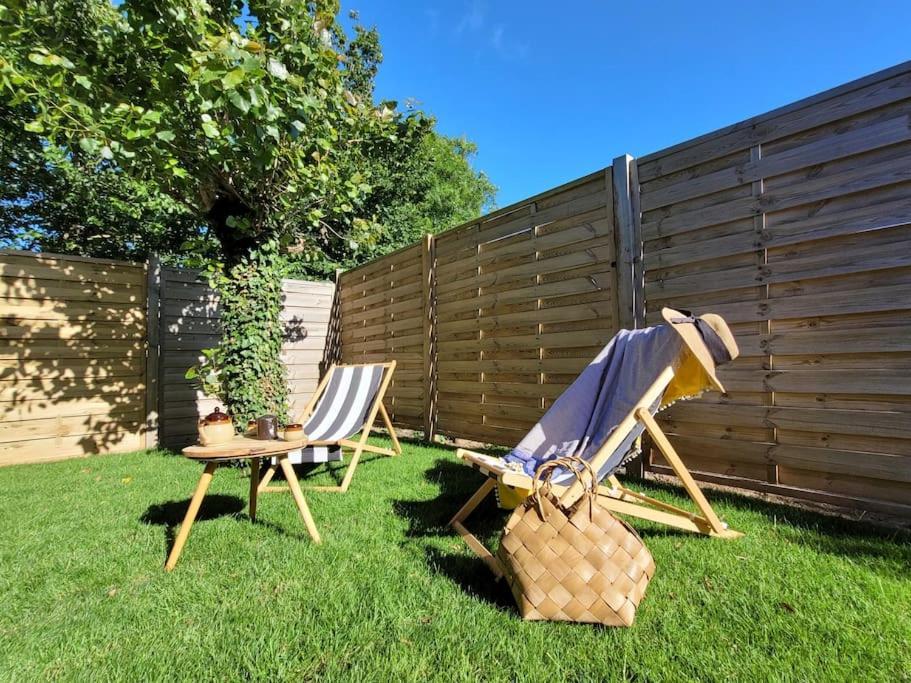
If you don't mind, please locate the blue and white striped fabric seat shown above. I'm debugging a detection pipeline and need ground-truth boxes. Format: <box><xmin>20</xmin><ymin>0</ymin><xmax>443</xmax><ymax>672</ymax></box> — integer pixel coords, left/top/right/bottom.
<box><xmin>284</xmin><ymin>364</ymin><xmax>386</xmax><ymax>465</ymax></box>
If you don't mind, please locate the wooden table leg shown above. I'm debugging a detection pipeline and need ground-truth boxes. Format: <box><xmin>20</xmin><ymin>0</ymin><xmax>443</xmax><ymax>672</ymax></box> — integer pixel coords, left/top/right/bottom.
<box><xmin>165</xmin><ymin>461</ymin><xmax>218</xmax><ymax>571</ymax></box>
<box><xmin>248</xmin><ymin>457</ymin><xmax>260</xmax><ymax>522</ymax></box>
<box><xmin>277</xmin><ymin>455</ymin><xmax>322</xmax><ymax>544</ymax></box>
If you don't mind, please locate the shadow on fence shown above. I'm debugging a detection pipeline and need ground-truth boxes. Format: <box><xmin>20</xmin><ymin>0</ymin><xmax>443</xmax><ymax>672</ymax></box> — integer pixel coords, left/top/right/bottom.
<box><xmin>0</xmin><ymin>253</ymin><xmax>149</xmax><ymax>464</ymax></box>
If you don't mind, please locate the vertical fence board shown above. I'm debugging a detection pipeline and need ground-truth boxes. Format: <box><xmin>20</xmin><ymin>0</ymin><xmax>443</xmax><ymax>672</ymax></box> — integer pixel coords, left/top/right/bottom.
<box><xmin>613</xmin><ymin>155</ymin><xmax>641</xmax><ymax>332</ymax></box>
<box><xmin>422</xmin><ymin>234</ymin><xmax>437</xmax><ymax>440</ymax></box>
<box><xmin>145</xmin><ymin>255</ymin><xmax>161</xmax><ymax>449</ymax></box>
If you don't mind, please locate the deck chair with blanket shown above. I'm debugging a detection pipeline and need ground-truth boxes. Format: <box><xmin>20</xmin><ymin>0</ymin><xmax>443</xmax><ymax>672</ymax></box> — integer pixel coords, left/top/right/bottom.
<box><xmin>450</xmin><ymin>308</ymin><xmax>744</xmax><ymax>578</ymax></box>
<box><xmin>258</xmin><ymin>361</ymin><xmax>402</xmax><ymax>494</ymax></box>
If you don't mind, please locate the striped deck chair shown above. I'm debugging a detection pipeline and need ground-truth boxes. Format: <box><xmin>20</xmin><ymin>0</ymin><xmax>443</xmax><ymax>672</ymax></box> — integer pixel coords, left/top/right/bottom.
<box><xmin>450</xmin><ymin>312</ymin><xmax>743</xmax><ymax>578</ymax></box>
<box><xmin>258</xmin><ymin>361</ymin><xmax>401</xmax><ymax>494</ymax></box>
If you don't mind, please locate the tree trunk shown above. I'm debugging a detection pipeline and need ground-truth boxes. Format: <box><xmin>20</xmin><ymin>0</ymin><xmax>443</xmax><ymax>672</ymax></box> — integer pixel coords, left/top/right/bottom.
<box><xmin>208</xmin><ymin>203</ymin><xmax>289</xmax><ymax>425</ymax></box>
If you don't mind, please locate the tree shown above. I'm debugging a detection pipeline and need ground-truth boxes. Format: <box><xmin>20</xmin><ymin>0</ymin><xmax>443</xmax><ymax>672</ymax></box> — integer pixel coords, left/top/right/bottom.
<box><xmin>287</xmin><ymin>18</ymin><xmax>495</xmax><ymax>278</ymax></box>
<box><xmin>354</xmin><ymin>123</ymin><xmax>495</xmax><ymax>265</ymax></box>
<box><xmin>1</xmin><ymin>103</ymin><xmax>204</xmax><ymax>261</ymax></box>
<box><xmin>1</xmin><ymin>0</ymin><xmax>396</xmax><ymax>423</ymax></box>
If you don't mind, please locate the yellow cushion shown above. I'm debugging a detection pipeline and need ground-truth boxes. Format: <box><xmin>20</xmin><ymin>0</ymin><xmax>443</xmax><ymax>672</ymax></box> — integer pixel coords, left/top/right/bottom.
<box><xmin>496</xmin><ymin>482</ymin><xmax>532</xmax><ymax>510</ymax></box>
<box><xmin>662</xmin><ymin>350</ymin><xmax>712</xmax><ymax>407</ymax></box>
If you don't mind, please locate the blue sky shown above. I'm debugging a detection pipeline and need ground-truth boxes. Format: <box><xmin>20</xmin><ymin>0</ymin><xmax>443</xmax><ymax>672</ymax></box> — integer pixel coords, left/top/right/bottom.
<box><xmin>341</xmin><ymin>1</ymin><xmax>911</xmax><ymax>207</ymax></box>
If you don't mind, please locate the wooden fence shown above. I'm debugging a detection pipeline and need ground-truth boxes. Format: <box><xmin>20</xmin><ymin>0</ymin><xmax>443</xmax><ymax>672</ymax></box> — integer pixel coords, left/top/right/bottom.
<box><xmin>638</xmin><ymin>62</ymin><xmax>911</xmax><ymax>513</ymax></box>
<box><xmin>432</xmin><ymin>169</ymin><xmax>620</xmax><ymax>446</ymax></box>
<box><xmin>0</xmin><ymin>250</ymin><xmax>334</xmax><ymax>464</ymax></box>
<box><xmin>337</xmin><ymin>162</ymin><xmax>638</xmax><ymax>445</ymax></box>
<box><xmin>0</xmin><ymin>251</ymin><xmax>148</xmax><ymax>465</ymax></box>
<box><xmin>337</xmin><ymin>242</ymin><xmax>426</xmax><ymax>431</ymax></box>
<box><xmin>338</xmin><ymin>163</ymin><xmax>634</xmax><ymax>443</ymax></box>
<box><xmin>335</xmin><ymin>61</ymin><xmax>911</xmax><ymax>516</ymax></box>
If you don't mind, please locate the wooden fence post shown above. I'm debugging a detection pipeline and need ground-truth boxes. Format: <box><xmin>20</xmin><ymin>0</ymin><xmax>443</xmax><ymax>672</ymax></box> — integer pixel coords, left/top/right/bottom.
<box><xmin>321</xmin><ymin>268</ymin><xmax>344</xmax><ymax>374</ymax></box>
<box><xmin>422</xmin><ymin>234</ymin><xmax>437</xmax><ymax>442</ymax></box>
<box><xmin>145</xmin><ymin>254</ymin><xmax>161</xmax><ymax>449</ymax></box>
<box><xmin>612</xmin><ymin>154</ymin><xmax>644</xmax><ymax>330</ymax></box>
<box><xmin>612</xmin><ymin>155</ymin><xmax>646</xmax><ymax>477</ymax></box>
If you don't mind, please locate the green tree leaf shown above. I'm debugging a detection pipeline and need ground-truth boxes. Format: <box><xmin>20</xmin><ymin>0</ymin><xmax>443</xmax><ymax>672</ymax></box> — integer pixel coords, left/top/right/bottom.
<box><xmin>222</xmin><ymin>68</ymin><xmax>246</xmax><ymax>89</ymax></box>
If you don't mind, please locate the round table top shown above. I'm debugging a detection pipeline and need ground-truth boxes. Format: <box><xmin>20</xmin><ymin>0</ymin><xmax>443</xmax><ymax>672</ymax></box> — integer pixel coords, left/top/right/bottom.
<box><xmin>182</xmin><ymin>435</ymin><xmax>310</xmax><ymax>461</ymax></box>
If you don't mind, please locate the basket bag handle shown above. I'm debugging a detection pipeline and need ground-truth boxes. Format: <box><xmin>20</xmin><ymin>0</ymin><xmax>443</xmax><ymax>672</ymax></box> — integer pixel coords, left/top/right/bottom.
<box><xmin>529</xmin><ymin>455</ymin><xmax>598</xmax><ymax>521</ymax></box>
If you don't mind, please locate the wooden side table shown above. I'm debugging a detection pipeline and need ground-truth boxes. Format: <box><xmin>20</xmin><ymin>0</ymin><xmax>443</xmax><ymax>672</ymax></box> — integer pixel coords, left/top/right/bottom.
<box><xmin>165</xmin><ymin>436</ymin><xmax>320</xmax><ymax>571</ymax></box>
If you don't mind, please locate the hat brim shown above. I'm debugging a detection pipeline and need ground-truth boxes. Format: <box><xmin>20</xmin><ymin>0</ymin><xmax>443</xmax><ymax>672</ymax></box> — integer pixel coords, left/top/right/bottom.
<box><xmin>661</xmin><ymin>307</ymin><xmax>726</xmax><ymax>393</ymax></box>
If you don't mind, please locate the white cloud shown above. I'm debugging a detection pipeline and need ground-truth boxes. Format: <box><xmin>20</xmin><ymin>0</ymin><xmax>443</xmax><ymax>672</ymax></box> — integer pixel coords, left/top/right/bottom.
<box><xmin>456</xmin><ymin>0</ymin><xmax>486</xmax><ymax>35</ymax></box>
<box><xmin>454</xmin><ymin>2</ymin><xmax>528</xmax><ymax>62</ymax></box>
<box><xmin>490</xmin><ymin>24</ymin><xmax>528</xmax><ymax>62</ymax></box>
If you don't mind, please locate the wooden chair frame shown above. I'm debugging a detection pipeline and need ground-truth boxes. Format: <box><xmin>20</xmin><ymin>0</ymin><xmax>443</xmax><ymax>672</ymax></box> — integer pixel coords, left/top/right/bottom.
<box><xmin>449</xmin><ymin>366</ymin><xmax>742</xmax><ymax>578</ymax></box>
<box><xmin>257</xmin><ymin>361</ymin><xmax>402</xmax><ymax>494</ymax></box>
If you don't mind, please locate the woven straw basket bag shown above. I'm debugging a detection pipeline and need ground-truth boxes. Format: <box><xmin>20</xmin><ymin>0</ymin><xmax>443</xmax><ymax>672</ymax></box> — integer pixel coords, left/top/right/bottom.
<box><xmin>496</xmin><ymin>457</ymin><xmax>656</xmax><ymax>626</ymax></box>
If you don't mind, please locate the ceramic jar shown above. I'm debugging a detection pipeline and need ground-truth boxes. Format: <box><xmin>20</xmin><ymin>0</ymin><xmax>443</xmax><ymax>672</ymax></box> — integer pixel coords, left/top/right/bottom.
<box><xmin>198</xmin><ymin>407</ymin><xmax>235</xmax><ymax>446</ymax></box>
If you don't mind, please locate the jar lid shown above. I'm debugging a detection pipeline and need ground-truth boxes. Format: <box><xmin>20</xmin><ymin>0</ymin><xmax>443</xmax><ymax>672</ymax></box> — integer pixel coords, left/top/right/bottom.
<box><xmin>203</xmin><ymin>407</ymin><xmax>231</xmax><ymax>423</ymax></box>
<box><xmin>285</xmin><ymin>423</ymin><xmax>303</xmax><ymax>429</ymax></box>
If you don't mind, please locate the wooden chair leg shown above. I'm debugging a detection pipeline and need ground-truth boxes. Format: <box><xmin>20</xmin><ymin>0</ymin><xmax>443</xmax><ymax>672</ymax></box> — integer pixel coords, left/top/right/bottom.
<box><xmin>379</xmin><ymin>402</ymin><xmax>402</xmax><ymax>455</ymax></box>
<box><xmin>449</xmin><ymin>479</ymin><xmax>504</xmax><ymax>578</ymax></box>
<box><xmin>248</xmin><ymin>457</ymin><xmax>260</xmax><ymax>522</ymax></box>
<box><xmin>165</xmin><ymin>461</ymin><xmax>217</xmax><ymax>571</ymax></box>
<box><xmin>277</xmin><ymin>455</ymin><xmax>322</xmax><ymax>544</ymax></box>
<box><xmin>337</xmin><ymin>444</ymin><xmax>362</xmax><ymax>492</ymax></box>
<box><xmin>310</xmin><ymin>443</ymin><xmax>362</xmax><ymax>493</ymax></box>
<box><xmin>598</xmin><ymin>483</ymin><xmax>705</xmax><ymax>520</ymax></box>
<box><xmin>257</xmin><ymin>463</ymin><xmax>278</xmax><ymax>492</ymax></box>
<box><xmin>637</xmin><ymin>409</ymin><xmax>732</xmax><ymax>535</ymax></box>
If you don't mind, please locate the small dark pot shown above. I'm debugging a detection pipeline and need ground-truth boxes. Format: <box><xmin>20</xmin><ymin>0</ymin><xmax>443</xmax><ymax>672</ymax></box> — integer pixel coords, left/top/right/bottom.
<box><xmin>256</xmin><ymin>415</ymin><xmax>278</xmax><ymax>440</ymax></box>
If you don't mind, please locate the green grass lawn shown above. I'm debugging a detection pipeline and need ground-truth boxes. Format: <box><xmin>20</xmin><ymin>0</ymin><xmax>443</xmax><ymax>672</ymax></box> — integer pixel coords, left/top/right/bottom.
<box><xmin>0</xmin><ymin>439</ymin><xmax>908</xmax><ymax>681</ymax></box>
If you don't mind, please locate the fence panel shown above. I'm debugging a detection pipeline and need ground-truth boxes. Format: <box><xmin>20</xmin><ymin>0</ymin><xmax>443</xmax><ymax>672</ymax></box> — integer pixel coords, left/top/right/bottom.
<box><xmin>333</xmin><ymin>170</ymin><xmax>622</xmax><ymax>443</ymax></box>
<box><xmin>432</xmin><ymin>169</ymin><xmax>619</xmax><ymax>445</ymax></box>
<box><xmin>638</xmin><ymin>62</ymin><xmax>911</xmax><ymax>514</ymax></box>
<box><xmin>337</xmin><ymin>243</ymin><xmax>425</xmax><ymax>430</ymax></box>
<box><xmin>331</xmin><ymin>168</ymin><xmax>629</xmax><ymax>446</ymax></box>
<box><xmin>158</xmin><ymin>268</ymin><xmax>334</xmax><ymax>449</ymax></box>
<box><xmin>0</xmin><ymin>251</ymin><xmax>147</xmax><ymax>465</ymax></box>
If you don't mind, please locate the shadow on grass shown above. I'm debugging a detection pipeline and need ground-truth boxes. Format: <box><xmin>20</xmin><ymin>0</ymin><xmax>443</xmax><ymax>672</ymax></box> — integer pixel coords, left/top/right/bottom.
<box><xmin>140</xmin><ymin>494</ymin><xmax>246</xmax><ymax>559</ymax></box>
<box><xmin>396</xmin><ymin>457</ymin><xmax>911</xmax><ymax>589</ymax></box>
<box><xmin>259</xmin><ymin>454</ymin><xmax>387</xmax><ymax>487</ymax></box>
<box><xmin>394</xmin><ymin>459</ymin><xmax>496</xmax><ymax>536</ymax></box>
<box><xmin>424</xmin><ymin>547</ymin><xmax>515</xmax><ymax>612</ymax></box>
<box><xmin>392</xmin><ymin>459</ymin><xmax>518</xmax><ymax>610</ymax></box>
<box><xmin>140</xmin><ymin>491</ymin><xmax>313</xmax><ymax>560</ymax></box>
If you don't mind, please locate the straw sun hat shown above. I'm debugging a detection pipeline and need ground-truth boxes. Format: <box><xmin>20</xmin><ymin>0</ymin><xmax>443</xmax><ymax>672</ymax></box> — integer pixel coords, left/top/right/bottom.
<box><xmin>661</xmin><ymin>307</ymin><xmax>740</xmax><ymax>392</ymax></box>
